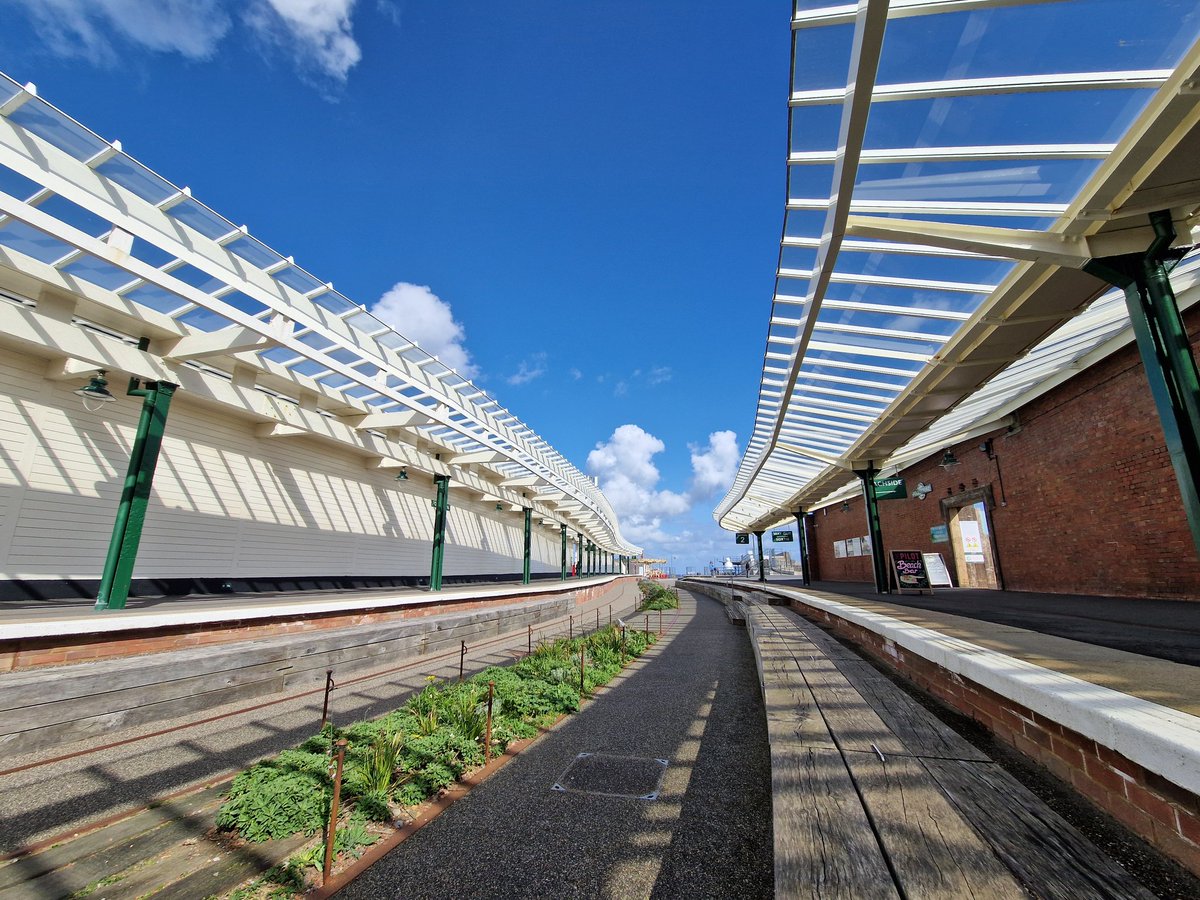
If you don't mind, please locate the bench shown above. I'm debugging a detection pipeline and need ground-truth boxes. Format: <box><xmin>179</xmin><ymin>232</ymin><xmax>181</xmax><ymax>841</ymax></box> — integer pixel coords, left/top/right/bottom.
<box><xmin>746</xmin><ymin>604</ymin><xmax>1154</xmax><ymax>899</ymax></box>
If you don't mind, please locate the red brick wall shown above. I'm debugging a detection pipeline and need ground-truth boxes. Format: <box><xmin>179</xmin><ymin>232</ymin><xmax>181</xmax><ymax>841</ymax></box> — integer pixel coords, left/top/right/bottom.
<box><xmin>791</xmin><ymin>599</ymin><xmax>1200</xmax><ymax>877</ymax></box>
<box><xmin>810</xmin><ymin>307</ymin><xmax>1200</xmax><ymax>600</ymax></box>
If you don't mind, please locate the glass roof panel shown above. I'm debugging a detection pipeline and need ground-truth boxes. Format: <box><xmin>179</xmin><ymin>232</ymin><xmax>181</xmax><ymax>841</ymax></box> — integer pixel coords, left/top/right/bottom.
<box><xmin>226</xmin><ymin>234</ymin><xmax>284</xmax><ymax>270</ymax></box>
<box><xmin>793</xmin><ymin>23</ymin><xmax>855</xmax><ymax>92</ymax></box>
<box><xmin>875</xmin><ymin>1</ymin><xmax>1200</xmax><ymax>86</ymax></box>
<box><xmin>0</xmin><ymin>75</ymin><xmax>21</xmax><ymax>107</ymax></box>
<box><xmin>863</xmin><ymin>90</ymin><xmax>1152</xmax><ymax>149</ymax></box>
<box><xmin>60</xmin><ymin>255</ymin><xmax>137</xmax><ymax>291</ymax></box>
<box><xmin>790</xmin><ymin>105</ymin><xmax>844</xmax><ymax>151</ymax></box>
<box><xmin>833</xmin><ymin>249</ymin><xmax>1014</xmax><ymax>286</ymax></box>
<box><xmin>176</xmin><ymin>306</ymin><xmax>232</xmax><ymax>332</ymax></box>
<box><xmin>274</xmin><ymin>266</ymin><xmax>324</xmax><ymax>295</ymax></box>
<box><xmin>0</xmin><ymin>221</ymin><xmax>75</xmax><ymax>263</ymax></box>
<box><xmin>787</xmin><ymin>164</ymin><xmax>837</xmax><ymax>200</ymax></box>
<box><xmin>168</xmin><ymin>262</ymin><xmax>227</xmax><ymax>294</ymax></box>
<box><xmin>8</xmin><ymin>99</ymin><xmax>108</xmax><ymax>161</ymax></box>
<box><xmin>166</xmin><ymin>198</ymin><xmax>234</xmax><ymax>240</ymax></box>
<box><xmin>853</xmin><ymin>160</ymin><xmax>1102</xmax><ymax>205</ymax></box>
<box><xmin>0</xmin><ymin>163</ymin><xmax>42</xmax><ymax>200</ymax></box>
<box><xmin>313</xmin><ymin>291</ymin><xmax>359</xmax><ymax>315</ymax></box>
<box><xmin>822</xmin><ymin>282</ymin><xmax>986</xmax><ymax>313</ymax></box>
<box><xmin>36</xmin><ymin>194</ymin><xmax>112</xmax><ymax>238</ymax></box>
<box><xmin>93</xmin><ymin>155</ymin><xmax>175</xmax><ymax>204</ymax></box>
<box><xmin>122</xmin><ymin>283</ymin><xmax>188</xmax><ymax>315</ymax></box>
<box><xmin>221</xmin><ymin>290</ymin><xmax>269</xmax><ymax>317</ymax></box>
<box><xmin>128</xmin><ymin>236</ymin><xmax>175</xmax><ymax>269</ymax></box>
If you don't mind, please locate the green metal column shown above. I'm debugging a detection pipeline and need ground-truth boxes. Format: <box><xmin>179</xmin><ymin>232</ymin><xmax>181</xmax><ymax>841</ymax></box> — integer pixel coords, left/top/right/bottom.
<box><xmin>560</xmin><ymin>524</ymin><xmax>568</xmax><ymax>581</ymax></box>
<box><xmin>95</xmin><ymin>379</ymin><xmax>178</xmax><ymax>611</ymax></box>
<box><xmin>855</xmin><ymin>465</ymin><xmax>889</xmax><ymax>594</ymax></box>
<box><xmin>577</xmin><ymin>532</ymin><xmax>584</xmax><ymax>578</ymax></box>
<box><xmin>588</xmin><ymin>542</ymin><xmax>594</xmax><ymax>575</ymax></box>
<box><xmin>429</xmin><ymin>474</ymin><xmax>450</xmax><ymax>591</ymax></box>
<box><xmin>793</xmin><ymin>510</ymin><xmax>812</xmax><ymax>586</ymax></box>
<box><xmin>1085</xmin><ymin>211</ymin><xmax>1200</xmax><ymax>558</ymax></box>
<box><xmin>754</xmin><ymin>531</ymin><xmax>766</xmax><ymax>582</ymax></box>
<box><xmin>522</xmin><ymin>507</ymin><xmax>532</xmax><ymax>585</ymax></box>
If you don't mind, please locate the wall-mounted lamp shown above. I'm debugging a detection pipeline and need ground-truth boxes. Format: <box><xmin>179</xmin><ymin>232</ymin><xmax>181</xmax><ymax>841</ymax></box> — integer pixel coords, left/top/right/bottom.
<box><xmin>840</xmin><ymin>500</ymin><xmax>850</xmax><ymax>512</ymax></box>
<box><xmin>75</xmin><ymin>371</ymin><xmax>117</xmax><ymax>412</ymax></box>
<box><xmin>979</xmin><ymin>439</ymin><xmax>996</xmax><ymax>460</ymax></box>
<box><xmin>938</xmin><ymin>448</ymin><xmax>960</xmax><ymax>469</ymax></box>
<box><xmin>395</xmin><ymin>467</ymin><xmax>408</xmax><ymax>481</ymax></box>
<box><xmin>495</xmin><ymin>502</ymin><xmax>503</xmax><ymax>511</ymax></box>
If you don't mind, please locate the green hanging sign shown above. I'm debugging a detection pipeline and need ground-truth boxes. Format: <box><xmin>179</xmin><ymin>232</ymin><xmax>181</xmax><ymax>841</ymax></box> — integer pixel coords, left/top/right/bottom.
<box><xmin>771</xmin><ymin>530</ymin><xmax>794</xmax><ymax>542</ymax></box>
<box><xmin>873</xmin><ymin>478</ymin><xmax>907</xmax><ymax>500</ymax></box>
<box><xmin>735</xmin><ymin>533</ymin><xmax>750</xmax><ymax>544</ymax></box>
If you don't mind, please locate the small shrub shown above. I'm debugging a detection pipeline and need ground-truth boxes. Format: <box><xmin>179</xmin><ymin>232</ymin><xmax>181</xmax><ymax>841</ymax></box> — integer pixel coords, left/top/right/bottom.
<box><xmin>346</xmin><ymin>731</ymin><xmax>404</xmax><ymax>797</ymax></box>
<box><xmin>217</xmin><ymin>764</ymin><xmax>327</xmax><ymax>842</ymax></box>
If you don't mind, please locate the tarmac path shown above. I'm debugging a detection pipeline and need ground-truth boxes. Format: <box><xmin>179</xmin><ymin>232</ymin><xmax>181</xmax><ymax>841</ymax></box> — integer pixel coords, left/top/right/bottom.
<box><xmin>340</xmin><ymin>588</ymin><xmax>774</xmax><ymax>900</ymax></box>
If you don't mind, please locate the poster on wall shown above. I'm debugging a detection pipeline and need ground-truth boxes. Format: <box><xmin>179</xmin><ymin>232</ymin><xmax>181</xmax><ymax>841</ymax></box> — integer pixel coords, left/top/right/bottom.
<box><xmin>834</xmin><ymin>540</ymin><xmax>847</xmax><ymax>558</ymax></box>
<box><xmin>922</xmin><ymin>553</ymin><xmax>953</xmax><ymax>587</ymax></box>
<box><xmin>958</xmin><ymin>520</ymin><xmax>986</xmax><ymax>563</ymax></box>
<box><xmin>889</xmin><ymin>550</ymin><xmax>932</xmax><ymax>593</ymax></box>
<box><xmin>847</xmin><ymin>538</ymin><xmax>861</xmax><ymax>557</ymax></box>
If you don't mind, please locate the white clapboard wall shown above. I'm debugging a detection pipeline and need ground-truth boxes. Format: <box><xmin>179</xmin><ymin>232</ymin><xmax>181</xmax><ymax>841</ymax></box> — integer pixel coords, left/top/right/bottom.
<box><xmin>0</xmin><ymin>347</ymin><xmax>560</xmax><ymax>581</ymax></box>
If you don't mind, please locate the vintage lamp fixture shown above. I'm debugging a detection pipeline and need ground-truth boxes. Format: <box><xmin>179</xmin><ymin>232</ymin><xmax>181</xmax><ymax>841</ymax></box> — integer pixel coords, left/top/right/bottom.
<box><xmin>938</xmin><ymin>448</ymin><xmax>960</xmax><ymax>469</ymax></box>
<box><xmin>395</xmin><ymin>467</ymin><xmax>409</xmax><ymax>481</ymax></box>
<box><xmin>75</xmin><ymin>371</ymin><xmax>117</xmax><ymax>412</ymax></box>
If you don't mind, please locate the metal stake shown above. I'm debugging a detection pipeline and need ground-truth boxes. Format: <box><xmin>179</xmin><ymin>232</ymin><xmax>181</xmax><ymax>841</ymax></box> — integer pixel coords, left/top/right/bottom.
<box><xmin>579</xmin><ymin>646</ymin><xmax>586</xmax><ymax>700</ymax></box>
<box><xmin>658</xmin><ymin>608</ymin><xmax>663</xmax><ymax>636</ymax></box>
<box><xmin>323</xmin><ymin>739</ymin><xmax>348</xmax><ymax>884</ymax></box>
<box><xmin>569</xmin><ymin>614</ymin><xmax>573</xmax><ymax>640</ymax></box>
<box><xmin>459</xmin><ymin>641</ymin><xmax>466</xmax><ymax>682</ymax></box>
<box><xmin>527</xmin><ymin>624</ymin><xmax>532</xmax><ymax>654</ymax></box>
<box><xmin>320</xmin><ymin>670</ymin><xmax>335</xmax><ymax>729</ymax></box>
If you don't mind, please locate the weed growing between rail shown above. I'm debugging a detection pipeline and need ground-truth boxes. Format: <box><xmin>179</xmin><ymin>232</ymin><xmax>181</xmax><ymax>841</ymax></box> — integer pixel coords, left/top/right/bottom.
<box><xmin>217</xmin><ymin>623</ymin><xmax>655</xmax><ymax>896</ymax></box>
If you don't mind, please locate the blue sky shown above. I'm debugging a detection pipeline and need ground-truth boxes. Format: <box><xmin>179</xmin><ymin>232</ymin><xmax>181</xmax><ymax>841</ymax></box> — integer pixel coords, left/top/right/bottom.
<box><xmin>0</xmin><ymin>0</ymin><xmax>792</xmax><ymax>570</ymax></box>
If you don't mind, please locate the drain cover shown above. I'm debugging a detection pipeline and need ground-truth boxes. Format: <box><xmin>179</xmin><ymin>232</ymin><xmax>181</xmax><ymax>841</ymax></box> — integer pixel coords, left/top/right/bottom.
<box><xmin>552</xmin><ymin>752</ymin><xmax>668</xmax><ymax>800</ymax></box>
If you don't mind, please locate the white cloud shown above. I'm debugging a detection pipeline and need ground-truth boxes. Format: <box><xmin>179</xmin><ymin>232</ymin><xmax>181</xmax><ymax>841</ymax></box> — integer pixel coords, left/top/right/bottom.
<box><xmin>248</xmin><ymin>0</ymin><xmax>362</xmax><ymax>82</ymax></box>
<box><xmin>648</xmin><ymin>366</ymin><xmax>672</xmax><ymax>385</ymax></box>
<box><xmin>9</xmin><ymin>0</ymin><xmax>232</xmax><ymax>62</ymax></box>
<box><xmin>9</xmin><ymin>0</ymin><xmax>365</xmax><ymax>85</ymax></box>
<box><xmin>371</xmin><ymin>282</ymin><xmax>478</xmax><ymax>379</ymax></box>
<box><xmin>506</xmin><ymin>353</ymin><xmax>547</xmax><ymax>386</ymax></box>
<box><xmin>587</xmin><ymin>424</ymin><xmax>690</xmax><ymax>545</ymax></box>
<box><xmin>688</xmin><ymin>430</ymin><xmax>739</xmax><ymax>500</ymax></box>
<box><xmin>569</xmin><ymin>368</ymin><xmax>582</xmax><ymax>381</ymax></box>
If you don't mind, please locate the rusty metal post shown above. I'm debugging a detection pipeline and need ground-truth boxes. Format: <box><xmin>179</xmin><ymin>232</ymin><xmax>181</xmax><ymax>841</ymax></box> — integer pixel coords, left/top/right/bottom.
<box><xmin>527</xmin><ymin>624</ymin><xmax>532</xmax><ymax>655</ymax></box>
<box><xmin>621</xmin><ymin>625</ymin><xmax>627</xmax><ymax>663</ymax></box>
<box><xmin>569</xmin><ymin>614</ymin><xmax>573</xmax><ymax>640</ymax></box>
<box><xmin>658</xmin><ymin>607</ymin><xmax>663</xmax><ymax>636</ymax></box>
<box><xmin>608</xmin><ymin>604</ymin><xmax>612</xmax><ymax>626</ymax></box>
<box><xmin>579</xmin><ymin>646</ymin><xmax>586</xmax><ymax>701</ymax></box>
<box><xmin>320</xmin><ymin>670</ymin><xmax>335</xmax><ymax>729</ymax></box>
<box><xmin>484</xmin><ymin>681</ymin><xmax>495</xmax><ymax>762</ymax></box>
<box><xmin>323</xmin><ymin>739</ymin><xmax>348</xmax><ymax>884</ymax></box>
<box><xmin>459</xmin><ymin>641</ymin><xmax>466</xmax><ymax>683</ymax></box>
<box><xmin>595</xmin><ymin>609</ymin><xmax>599</xmax><ymax>630</ymax></box>
<box><xmin>644</xmin><ymin>614</ymin><xmax>649</xmax><ymax>635</ymax></box>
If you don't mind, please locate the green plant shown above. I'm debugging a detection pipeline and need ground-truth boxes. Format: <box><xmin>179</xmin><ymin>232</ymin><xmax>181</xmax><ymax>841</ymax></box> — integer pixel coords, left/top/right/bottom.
<box><xmin>440</xmin><ymin>686</ymin><xmax>486</xmax><ymax>743</ymax></box>
<box><xmin>217</xmin><ymin>761</ymin><xmax>328</xmax><ymax>842</ymax></box>
<box><xmin>347</xmin><ymin>731</ymin><xmax>405</xmax><ymax>797</ymax></box>
<box><xmin>334</xmin><ymin>821</ymin><xmax>379</xmax><ymax>860</ymax></box>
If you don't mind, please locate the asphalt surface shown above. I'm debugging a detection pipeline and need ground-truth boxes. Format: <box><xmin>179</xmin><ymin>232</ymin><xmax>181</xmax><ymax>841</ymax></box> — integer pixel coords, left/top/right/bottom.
<box><xmin>765</xmin><ymin>579</ymin><xmax>1200</xmax><ymax>666</ymax></box>
<box><xmin>340</xmin><ymin>588</ymin><xmax>773</xmax><ymax>900</ymax></box>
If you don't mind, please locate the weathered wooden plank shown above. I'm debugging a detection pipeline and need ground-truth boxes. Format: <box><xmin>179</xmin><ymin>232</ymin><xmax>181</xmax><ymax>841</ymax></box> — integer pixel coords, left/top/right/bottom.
<box><xmin>842</xmin><ymin>750</ymin><xmax>1026</xmax><ymax>899</ymax></box>
<box><xmin>831</xmin><ymin>660</ymin><xmax>989</xmax><ymax>762</ymax></box>
<box><xmin>0</xmin><ymin>786</ymin><xmax>225</xmax><ymax>894</ymax></box>
<box><xmin>922</xmin><ymin>758</ymin><xmax>1156</xmax><ymax>900</ymax></box>
<box><xmin>773</xmin><ymin>746</ymin><xmax>899</xmax><ymax>899</ymax></box>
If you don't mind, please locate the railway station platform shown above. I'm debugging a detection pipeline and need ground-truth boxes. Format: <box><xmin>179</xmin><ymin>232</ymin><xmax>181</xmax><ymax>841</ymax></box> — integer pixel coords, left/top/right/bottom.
<box><xmin>686</xmin><ymin>577</ymin><xmax>1200</xmax><ymax>881</ymax></box>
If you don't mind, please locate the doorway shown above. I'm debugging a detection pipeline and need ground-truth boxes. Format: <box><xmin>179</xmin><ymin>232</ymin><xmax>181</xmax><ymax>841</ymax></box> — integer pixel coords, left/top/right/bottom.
<box><xmin>947</xmin><ymin>499</ymin><xmax>1000</xmax><ymax>589</ymax></box>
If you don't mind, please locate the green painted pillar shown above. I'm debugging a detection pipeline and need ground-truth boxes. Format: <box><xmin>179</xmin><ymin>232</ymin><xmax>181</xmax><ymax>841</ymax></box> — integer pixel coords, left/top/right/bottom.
<box><xmin>429</xmin><ymin>474</ymin><xmax>450</xmax><ymax>591</ymax></box>
<box><xmin>95</xmin><ymin>379</ymin><xmax>178</xmax><ymax>611</ymax></box>
<box><xmin>1085</xmin><ymin>211</ymin><xmax>1200</xmax><ymax>559</ymax></box>
<box><xmin>855</xmin><ymin>465</ymin><xmax>889</xmax><ymax>594</ymax></box>
<box><xmin>794</xmin><ymin>510</ymin><xmax>812</xmax><ymax>586</ymax></box>
<box><xmin>522</xmin><ymin>506</ymin><xmax>532</xmax><ymax>585</ymax></box>
<box><xmin>577</xmin><ymin>532</ymin><xmax>585</xmax><ymax>578</ymax></box>
<box><xmin>754</xmin><ymin>531</ymin><xmax>766</xmax><ymax>582</ymax></box>
<box><xmin>560</xmin><ymin>524</ymin><xmax>567</xmax><ymax>581</ymax></box>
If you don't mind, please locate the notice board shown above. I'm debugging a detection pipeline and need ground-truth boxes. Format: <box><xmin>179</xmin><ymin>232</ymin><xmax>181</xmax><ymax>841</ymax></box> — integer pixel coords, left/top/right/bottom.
<box><xmin>922</xmin><ymin>552</ymin><xmax>952</xmax><ymax>587</ymax></box>
<box><xmin>889</xmin><ymin>550</ymin><xmax>931</xmax><ymax>592</ymax></box>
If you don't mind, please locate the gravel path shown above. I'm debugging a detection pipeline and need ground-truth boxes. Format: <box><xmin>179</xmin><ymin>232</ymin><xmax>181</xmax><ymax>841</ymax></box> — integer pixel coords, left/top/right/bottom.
<box><xmin>340</xmin><ymin>588</ymin><xmax>773</xmax><ymax>900</ymax></box>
